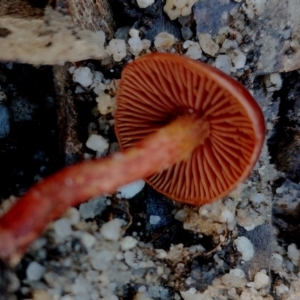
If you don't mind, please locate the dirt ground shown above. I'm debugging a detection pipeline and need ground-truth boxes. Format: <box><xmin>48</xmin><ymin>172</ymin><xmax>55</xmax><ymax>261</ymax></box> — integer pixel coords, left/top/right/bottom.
<box><xmin>1</xmin><ymin>0</ymin><xmax>300</xmax><ymax>299</ymax></box>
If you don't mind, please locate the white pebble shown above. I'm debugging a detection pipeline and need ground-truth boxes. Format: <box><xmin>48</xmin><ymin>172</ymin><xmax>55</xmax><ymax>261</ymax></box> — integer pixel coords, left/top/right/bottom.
<box><xmin>26</xmin><ymin>262</ymin><xmax>45</xmax><ymax>281</ymax></box>
<box><xmin>222</xmin><ymin>269</ymin><xmax>246</xmax><ymax>288</ymax></box>
<box><xmin>265</xmin><ymin>73</ymin><xmax>282</xmax><ymax>92</ymax></box>
<box><xmin>215</xmin><ymin>55</ymin><xmax>232</xmax><ymax>74</ymax></box>
<box><xmin>63</xmin><ymin>207</ymin><xmax>80</xmax><ymax>225</ymax></box>
<box><xmin>108</xmin><ymin>39</ymin><xmax>127</xmax><ymax>62</ymax></box>
<box><xmin>128</xmin><ymin>29</ymin><xmax>144</xmax><ymax>56</ymax></box>
<box><xmin>116</xmin><ymin>180</ymin><xmax>145</xmax><ymax>199</ymax></box>
<box><xmin>79</xmin><ymin>197</ymin><xmax>107</xmax><ymax>219</ymax></box>
<box><xmin>73</xmin><ymin>67</ymin><xmax>93</xmax><ymax>88</ymax></box>
<box><xmin>270</xmin><ymin>253</ymin><xmax>283</xmax><ymax>270</ymax></box>
<box><xmin>90</xmin><ymin>250</ymin><xmax>114</xmax><ymax>271</ymax></box>
<box><xmin>254</xmin><ymin>271</ymin><xmax>269</xmax><ymax>288</ymax></box>
<box><xmin>137</xmin><ymin>0</ymin><xmax>155</xmax><ymax>8</ymax></box>
<box><xmin>101</xmin><ymin>219</ymin><xmax>123</xmax><ymax>241</ymax></box>
<box><xmin>231</xmin><ymin>49</ymin><xmax>246</xmax><ymax>69</ymax></box>
<box><xmin>142</xmin><ymin>39</ymin><xmax>151</xmax><ymax>51</ymax></box>
<box><xmin>198</xmin><ymin>33</ymin><xmax>219</xmax><ymax>57</ymax></box>
<box><xmin>240</xmin><ymin>291</ymin><xmax>253</xmax><ymax>300</ymax></box>
<box><xmin>154</xmin><ymin>32</ymin><xmax>176</xmax><ymax>51</ymax></box>
<box><xmin>149</xmin><ymin>215</ymin><xmax>161</xmax><ymax>225</ymax></box>
<box><xmin>93</xmin><ymin>71</ymin><xmax>104</xmax><ymax>84</ymax></box>
<box><xmin>250</xmin><ymin>193</ymin><xmax>266</xmax><ymax>204</ymax></box>
<box><xmin>96</xmin><ymin>94</ymin><xmax>116</xmax><ymax>115</ymax></box>
<box><xmin>227</xmin><ymin>288</ymin><xmax>238</xmax><ymax>298</ymax></box>
<box><xmin>183</xmin><ymin>41</ymin><xmax>202</xmax><ymax>60</ymax></box>
<box><xmin>242</xmin><ymin>0</ymin><xmax>266</xmax><ymax>19</ymax></box>
<box><xmin>164</xmin><ymin>0</ymin><xmax>198</xmax><ymax>20</ymax></box>
<box><xmin>124</xmin><ymin>251</ymin><xmax>136</xmax><ymax>267</ymax></box>
<box><xmin>120</xmin><ymin>236</ymin><xmax>138</xmax><ymax>251</ymax></box>
<box><xmin>221</xmin><ymin>39</ymin><xmax>238</xmax><ymax>51</ymax></box>
<box><xmin>53</xmin><ymin>218</ymin><xmax>72</xmax><ymax>237</ymax></box>
<box><xmin>86</xmin><ymin>134</ymin><xmax>109</xmax><ymax>153</ymax></box>
<box><xmin>275</xmin><ymin>283</ymin><xmax>289</xmax><ymax>296</ymax></box>
<box><xmin>220</xmin><ymin>207</ymin><xmax>234</xmax><ymax>223</ymax></box>
<box><xmin>288</xmin><ymin>243</ymin><xmax>299</xmax><ymax>265</ymax></box>
<box><xmin>234</xmin><ymin>236</ymin><xmax>254</xmax><ymax>261</ymax></box>
<box><xmin>180</xmin><ymin>289</ymin><xmax>213</xmax><ymax>300</ymax></box>
<box><xmin>92</xmin><ymin>82</ymin><xmax>106</xmax><ymax>97</ymax></box>
<box><xmin>81</xmin><ymin>232</ymin><xmax>96</xmax><ymax>249</ymax></box>
<box><xmin>174</xmin><ymin>210</ymin><xmax>188</xmax><ymax>222</ymax></box>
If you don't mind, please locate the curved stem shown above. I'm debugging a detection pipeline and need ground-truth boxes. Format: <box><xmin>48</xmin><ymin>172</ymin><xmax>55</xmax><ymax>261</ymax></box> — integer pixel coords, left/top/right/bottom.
<box><xmin>0</xmin><ymin>114</ymin><xmax>208</xmax><ymax>266</ymax></box>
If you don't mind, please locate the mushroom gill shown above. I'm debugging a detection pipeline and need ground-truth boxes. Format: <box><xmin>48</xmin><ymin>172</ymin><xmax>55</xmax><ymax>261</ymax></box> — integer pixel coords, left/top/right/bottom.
<box><xmin>115</xmin><ymin>53</ymin><xmax>265</xmax><ymax>205</ymax></box>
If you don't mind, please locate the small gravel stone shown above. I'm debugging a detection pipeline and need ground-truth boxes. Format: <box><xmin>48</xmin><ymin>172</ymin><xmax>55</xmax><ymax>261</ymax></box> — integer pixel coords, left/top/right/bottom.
<box><xmin>222</xmin><ymin>269</ymin><xmax>246</xmax><ymax>288</ymax></box>
<box><xmin>79</xmin><ymin>196</ymin><xmax>107</xmax><ymax>219</ymax></box>
<box><xmin>120</xmin><ymin>236</ymin><xmax>138</xmax><ymax>251</ymax></box>
<box><xmin>215</xmin><ymin>55</ymin><xmax>232</xmax><ymax>74</ymax></box>
<box><xmin>26</xmin><ymin>262</ymin><xmax>45</xmax><ymax>281</ymax></box>
<box><xmin>254</xmin><ymin>271</ymin><xmax>269</xmax><ymax>288</ymax></box>
<box><xmin>154</xmin><ymin>32</ymin><xmax>176</xmax><ymax>51</ymax></box>
<box><xmin>250</xmin><ymin>193</ymin><xmax>266</xmax><ymax>204</ymax></box>
<box><xmin>174</xmin><ymin>210</ymin><xmax>188</xmax><ymax>222</ymax></box>
<box><xmin>128</xmin><ymin>29</ymin><xmax>144</xmax><ymax>56</ymax></box>
<box><xmin>149</xmin><ymin>215</ymin><xmax>161</xmax><ymax>225</ymax></box>
<box><xmin>108</xmin><ymin>39</ymin><xmax>127</xmax><ymax>62</ymax></box>
<box><xmin>288</xmin><ymin>243</ymin><xmax>299</xmax><ymax>265</ymax></box>
<box><xmin>231</xmin><ymin>49</ymin><xmax>246</xmax><ymax>69</ymax></box>
<box><xmin>124</xmin><ymin>251</ymin><xmax>136</xmax><ymax>267</ymax></box>
<box><xmin>234</xmin><ymin>236</ymin><xmax>254</xmax><ymax>261</ymax></box>
<box><xmin>63</xmin><ymin>207</ymin><xmax>80</xmax><ymax>225</ymax></box>
<box><xmin>270</xmin><ymin>253</ymin><xmax>283</xmax><ymax>270</ymax></box>
<box><xmin>183</xmin><ymin>41</ymin><xmax>202</xmax><ymax>60</ymax></box>
<box><xmin>180</xmin><ymin>289</ymin><xmax>213</xmax><ymax>300</ymax></box>
<box><xmin>137</xmin><ymin>0</ymin><xmax>155</xmax><ymax>8</ymax></box>
<box><xmin>73</xmin><ymin>67</ymin><xmax>93</xmax><ymax>87</ymax></box>
<box><xmin>181</xmin><ymin>27</ymin><xmax>193</xmax><ymax>40</ymax></box>
<box><xmin>96</xmin><ymin>94</ymin><xmax>116</xmax><ymax>115</ymax></box>
<box><xmin>86</xmin><ymin>134</ymin><xmax>109</xmax><ymax>154</ymax></box>
<box><xmin>198</xmin><ymin>33</ymin><xmax>219</xmax><ymax>57</ymax></box>
<box><xmin>81</xmin><ymin>232</ymin><xmax>96</xmax><ymax>249</ymax></box>
<box><xmin>265</xmin><ymin>73</ymin><xmax>282</xmax><ymax>92</ymax></box>
<box><xmin>116</xmin><ymin>180</ymin><xmax>145</xmax><ymax>199</ymax></box>
<box><xmin>101</xmin><ymin>219</ymin><xmax>123</xmax><ymax>241</ymax></box>
<box><xmin>90</xmin><ymin>249</ymin><xmax>114</xmax><ymax>271</ymax></box>
<box><xmin>164</xmin><ymin>0</ymin><xmax>198</xmax><ymax>20</ymax></box>
<box><xmin>53</xmin><ymin>218</ymin><xmax>72</xmax><ymax>237</ymax></box>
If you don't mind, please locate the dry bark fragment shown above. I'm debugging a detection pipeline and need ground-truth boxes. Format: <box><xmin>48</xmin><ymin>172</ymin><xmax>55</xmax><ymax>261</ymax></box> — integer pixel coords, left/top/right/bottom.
<box><xmin>66</xmin><ymin>0</ymin><xmax>115</xmax><ymax>38</ymax></box>
<box><xmin>54</xmin><ymin>65</ymin><xmax>84</xmax><ymax>165</ymax></box>
<box><xmin>0</xmin><ymin>5</ymin><xmax>107</xmax><ymax>65</ymax></box>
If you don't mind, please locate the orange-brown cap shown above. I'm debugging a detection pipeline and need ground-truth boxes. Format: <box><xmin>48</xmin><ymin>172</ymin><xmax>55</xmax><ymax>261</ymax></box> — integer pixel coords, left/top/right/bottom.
<box><xmin>115</xmin><ymin>53</ymin><xmax>265</xmax><ymax>205</ymax></box>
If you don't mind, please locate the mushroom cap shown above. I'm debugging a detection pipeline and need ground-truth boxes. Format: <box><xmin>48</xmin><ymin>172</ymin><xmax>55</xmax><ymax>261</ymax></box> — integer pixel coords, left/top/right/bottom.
<box><xmin>115</xmin><ymin>53</ymin><xmax>265</xmax><ymax>205</ymax></box>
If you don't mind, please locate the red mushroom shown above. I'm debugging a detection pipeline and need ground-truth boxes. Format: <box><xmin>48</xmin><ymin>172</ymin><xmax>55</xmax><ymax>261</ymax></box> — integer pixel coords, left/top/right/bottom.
<box><xmin>0</xmin><ymin>53</ymin><xmax>265</xmax><ymax>266</ymax></box>
<box><xmin>115</xmin><ymin>53</ymin><xmax>265</xmax><ymax>205</ymax></box>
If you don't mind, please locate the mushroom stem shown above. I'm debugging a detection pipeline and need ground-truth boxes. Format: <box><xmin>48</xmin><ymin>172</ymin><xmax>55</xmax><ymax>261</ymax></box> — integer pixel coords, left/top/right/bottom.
<box><xmin>0</xmin><ymin>114</ymin><xmax>206</xmax><ymax>266</ymax></box>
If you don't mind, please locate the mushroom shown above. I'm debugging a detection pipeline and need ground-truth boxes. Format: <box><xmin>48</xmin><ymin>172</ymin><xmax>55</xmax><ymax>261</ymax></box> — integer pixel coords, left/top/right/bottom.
<box><xmin>115</xmin><ymin>53</ymin><xmax>265</xmax><ymax>205</ymax></box>
<box><xmin>0</xmin><ymin>53</ymin><xmax>265</xmax><ymax>265</ymax></box>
